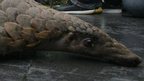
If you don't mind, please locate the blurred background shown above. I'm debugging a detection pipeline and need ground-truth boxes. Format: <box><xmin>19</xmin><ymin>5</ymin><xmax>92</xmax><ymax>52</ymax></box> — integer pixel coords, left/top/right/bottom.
<box><xmin>35</xmin><ymin>0</ymin><xmax>144</xmax><ymax>17</ymax></box>
<box><xmin>35</xmin><ymin>0</ymin><xmax>122</xmax><ymax>8</ymax></box>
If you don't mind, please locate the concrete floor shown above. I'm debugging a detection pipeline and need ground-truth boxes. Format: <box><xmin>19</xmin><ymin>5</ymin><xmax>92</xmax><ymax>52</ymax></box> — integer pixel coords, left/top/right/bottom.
<box><xmin>0</xmin><ymin>13</ymin><xmax>144</xmax><ymax>81</ymax></box>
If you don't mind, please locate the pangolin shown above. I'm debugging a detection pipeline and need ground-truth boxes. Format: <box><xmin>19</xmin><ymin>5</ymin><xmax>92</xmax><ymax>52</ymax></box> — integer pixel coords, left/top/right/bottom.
<box><xmin>0</xmin><ymin>0</ymin><xmax>142</xmax><ymax>66</ymax></box>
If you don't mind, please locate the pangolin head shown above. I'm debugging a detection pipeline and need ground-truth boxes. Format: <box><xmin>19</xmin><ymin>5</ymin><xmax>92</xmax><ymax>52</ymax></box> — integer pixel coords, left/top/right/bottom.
<box><xmin>49</xmin><ymin>15</ymin><xmax>142</xmax><ymax>67</ymax></box>
<box><xmin>35</xmin><ymin>11</ymin><xmax>142</xmax><ymax>67</ymax></box>
<box><xmin>59</xmin><ymin>31</ymin><xmax>142</xmax><ymax>67</ymax></box>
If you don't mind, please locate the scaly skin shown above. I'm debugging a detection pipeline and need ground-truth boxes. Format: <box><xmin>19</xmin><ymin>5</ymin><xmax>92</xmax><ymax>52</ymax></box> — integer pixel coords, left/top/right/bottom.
<box><xmin>0</xmin><ymin>0</ymin><xmax>142</xmax><ymax>66</ymax></box>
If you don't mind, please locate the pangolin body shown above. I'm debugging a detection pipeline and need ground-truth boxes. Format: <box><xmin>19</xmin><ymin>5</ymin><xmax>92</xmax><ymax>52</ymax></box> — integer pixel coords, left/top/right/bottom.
<box><xmin>0</xmin><ymin>0</ymin><xmax>142</xmax><ymax>66</ymax></box>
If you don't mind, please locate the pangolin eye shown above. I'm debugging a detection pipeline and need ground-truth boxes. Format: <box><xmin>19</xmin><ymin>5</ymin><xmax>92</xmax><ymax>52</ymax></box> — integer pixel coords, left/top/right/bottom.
<box><xmin>83</xmin><ymin>38</ymin><xmax>95</xmax><ymax>47</ymax></box>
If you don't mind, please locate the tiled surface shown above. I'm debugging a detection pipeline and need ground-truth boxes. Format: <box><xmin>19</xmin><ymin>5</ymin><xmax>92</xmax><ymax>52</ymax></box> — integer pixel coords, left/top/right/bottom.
<box><xmin>0</xmin><ymin>13</ymin><xmax>144</xmax><ymax>81</ymax></box>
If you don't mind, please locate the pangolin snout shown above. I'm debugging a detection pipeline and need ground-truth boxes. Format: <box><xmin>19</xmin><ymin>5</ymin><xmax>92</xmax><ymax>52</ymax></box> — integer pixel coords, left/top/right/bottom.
<box><xmin>99</xmin><ymin>41</ymin><xmax>143</xmax><ymax>67</ymax></box>
<box><xmin>112</xmin><ymin>54</ymin><xmax>142</xmax><ymax>67</ymax></box>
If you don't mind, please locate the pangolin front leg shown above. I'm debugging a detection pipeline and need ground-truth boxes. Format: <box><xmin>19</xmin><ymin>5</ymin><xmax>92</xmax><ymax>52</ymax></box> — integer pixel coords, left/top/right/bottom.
<box><xmin>0</xmin><ymin>0</ymin><xmax>142</xmax><ymax>67</ymax></box>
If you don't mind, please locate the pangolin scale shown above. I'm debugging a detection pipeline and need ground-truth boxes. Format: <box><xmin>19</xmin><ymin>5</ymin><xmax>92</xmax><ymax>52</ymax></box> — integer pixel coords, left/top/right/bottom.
<box><xmin>0</xmin><ymin>0</ymin><xmax>142</xmax><ymax>66</ymax></box>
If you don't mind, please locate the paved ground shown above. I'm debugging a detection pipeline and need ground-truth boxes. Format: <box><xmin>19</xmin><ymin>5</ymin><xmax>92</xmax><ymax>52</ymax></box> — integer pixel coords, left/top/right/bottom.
<box><xmin>0</xmin><ymin>13</ymin><xmax>144</xmax><ymax>81</ymax></box>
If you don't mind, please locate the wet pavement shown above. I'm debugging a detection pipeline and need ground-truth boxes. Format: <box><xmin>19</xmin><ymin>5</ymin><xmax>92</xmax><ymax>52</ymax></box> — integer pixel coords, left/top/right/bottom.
<box><xmin>0</xmin><ymin>13</ymin><xmax>144</xmax><ymax>81</ymax></box>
